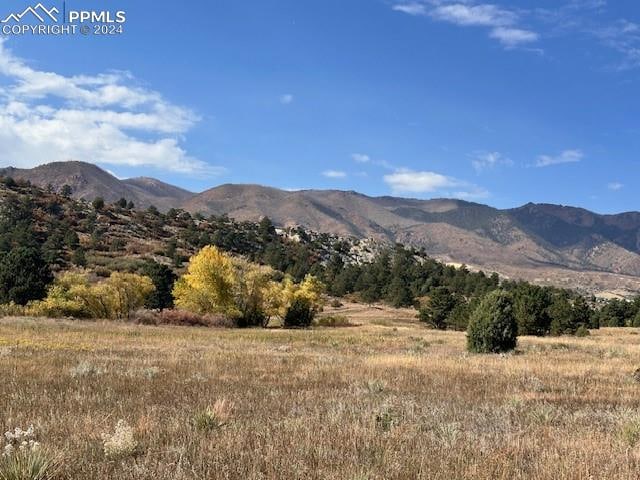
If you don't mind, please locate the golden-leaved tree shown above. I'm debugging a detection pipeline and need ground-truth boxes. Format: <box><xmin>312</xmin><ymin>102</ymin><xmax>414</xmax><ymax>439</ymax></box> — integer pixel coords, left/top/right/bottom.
<box><xmin>173</xmin><ymin>246</ymin><xmax>272</xmax><ymax>322</ymax></box>
<box><xmin>173</xmin><ymin>246</ymin><xmax>324</xmax><ymax>327</ymax></box>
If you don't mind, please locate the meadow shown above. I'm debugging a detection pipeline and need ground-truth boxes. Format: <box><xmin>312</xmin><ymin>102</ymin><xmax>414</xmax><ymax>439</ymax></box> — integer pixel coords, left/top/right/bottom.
<box><xmin>2</xmin><ymin>303</ymin><xmax>640</xmax><ymax>479</ymax></box>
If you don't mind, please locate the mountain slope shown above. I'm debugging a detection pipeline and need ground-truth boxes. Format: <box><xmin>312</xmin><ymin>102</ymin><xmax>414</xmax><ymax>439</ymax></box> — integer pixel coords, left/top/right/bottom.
<box><xmin>0</xmin><ymin>161</ymin><xmax>193</xmax><ymax>211</ymax></box>
<box><xmin>183</xmin><ymin>184</ymin><xmax>640</xmax><ymax>293</ymax></box>
<box><xmin>3</xmin><ymin>161</ymin><xmax>640</xmax><ymax>294</ymax></box>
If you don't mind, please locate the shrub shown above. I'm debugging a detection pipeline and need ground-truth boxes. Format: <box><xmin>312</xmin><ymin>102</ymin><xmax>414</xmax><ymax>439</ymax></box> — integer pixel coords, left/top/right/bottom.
<box><xmin>92</xmin><ymin>197</ymin><xmax>105</xmax><ymax>211</ymax></box>
<box><xmin>467</xmin><ymin>290</ymin><xmax>517</xmax><ymax>354</ymax></box>
<box><xmin>70</xmin><ymin>361</ymin><xmax>103</xmax><ymax>378</ymax></box>
<box><xmin>271</xmin><ymin>275</ymin><xmax>324</xmax><ymax>328</ymax></box>
<box><xmin>81</xmin><ymin>272</ymin><xmax>154</xmax><ymax>319</ymax></box>
<box><xmin>192</xmin><ymin>400</ymin><xmax>233</xmax><ymax>432</ymax></box>
<box><xmin>575</xmin><ymin>325</ymin><xmax>590</xmax><ymax>337</ymax></box>
<box><xmin>163</xmin><ymin>309</ymin><xmax>233</xmax><ymax>328</ymax></box>
<box><xmin>0</xmin><ymin>303</ymin><xmax>27</xmax><ymax>317</ymax></box>
<box><xmin>330</xmin><ymin>299</ymin><xmax>343</xmax><ymax>308</ymax></box>
<box><xmin>620</xmin><ymin>418</ymin><xmax>640</xmax><ymax>447</ymax></box>
<box><xmin>283</xmin><ymin>297</ymin><xmax>315</xmax><ymax>328</ymax></box>
<box><xmin>101</xmin><ymin>420</ymin><xmax>137</xmax><ymax>460</ymax></box>
<box><xmin>30</xmin><ymin>271</ymin><xmax>154</xmax><ymax>320</ymax></box>
<box><xmin>315</xmin><ymin>315</ymin><xmax>352</xmax><ymax>327</ymax></box>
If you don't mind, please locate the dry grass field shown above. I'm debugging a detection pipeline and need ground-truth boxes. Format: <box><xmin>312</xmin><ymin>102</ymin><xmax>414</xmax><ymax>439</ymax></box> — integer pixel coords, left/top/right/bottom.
<box><xmin>2</xmin><ymin>303</ymin><xmax>640</xmax><ymax>479</ymax></box>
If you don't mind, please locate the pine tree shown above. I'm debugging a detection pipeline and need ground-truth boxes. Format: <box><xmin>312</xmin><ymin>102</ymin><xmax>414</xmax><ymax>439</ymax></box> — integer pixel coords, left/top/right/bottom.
<box><xmin>419</xmin><ymin>287</ymin><xmax>458</xmax><ymax>329</ymax></box>
<box><xmin>467</xmin><ymin>290</ymin><xmax>517</xmax><ymax>353</ymax></box>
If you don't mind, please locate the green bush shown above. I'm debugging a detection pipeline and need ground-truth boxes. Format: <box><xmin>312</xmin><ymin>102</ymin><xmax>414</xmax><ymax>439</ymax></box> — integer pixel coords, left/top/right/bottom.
<box><xmin>283</xmin><ymin>297</ymin><xmax>315</xmax><ymax>328</ymax></box>
<box><xmin>575</xmin><ymin>325</ymin><xmax>590</xmax><ymax>337</ymax></box>
<box><xmin>467</xmin><ymin>290</ymin><xmax>517</xmax><ymax>354</ymax></box>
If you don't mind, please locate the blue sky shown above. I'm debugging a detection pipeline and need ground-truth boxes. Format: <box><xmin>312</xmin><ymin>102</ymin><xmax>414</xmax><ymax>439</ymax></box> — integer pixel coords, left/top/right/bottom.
<box><xmin>0</xmin><ymin>0</ymin><xmax>639</xmax><ymax>212</ymax></box>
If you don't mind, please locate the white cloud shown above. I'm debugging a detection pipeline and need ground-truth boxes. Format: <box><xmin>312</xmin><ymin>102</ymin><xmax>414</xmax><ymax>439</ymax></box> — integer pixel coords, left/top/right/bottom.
<box><xmin>535</xmin><ymin>149</ymin><xmax>583</xmax><ymax>167</ymax></box>
<box><xmin>323</xmin><ymin>170</ymin><xmax>347</xmax><ymax>179</ymax></box>
<box><xmin>471</xmin><ymin>151</ymin><xmax>512</xmax><ymax>172</ymax></box>
<box><xmin>383</xmin><ymin>169</ymin><xmax>460</xmax><ymax>193</ymax></box>
<box><xmin>280</xmin><ymin>94</ymin><xmax>294</xmax><ymax>105</ymax></box>
<box><xmin>392</xmin><ymin>3</ymin><xmax>427</xmax><ymax>16</ymax></box>
<box><xmin>351</xmin><ymin>153</ymin><xmax>371</xmax><ymax>163</ymax></box>
<box><xmin>392</xmin><ymin>1</ymin><xmax>538</xmax><ymax>49</ymax></box>
<box><xmin>384</xmin><ymin>167</ymin><xmax>489</xmax><ymax>199</ymax></box>
<box><xmin>0</xmin><ymin>39</ymin><xmax>222</xmax><ymax>175</ymax></box>
<box><xmin>607</xmin><ymin>182</ymin><xmax>624</xmax><ymax>191</ymax></box>
<box><xmin>490</xmin><ymin>27</ymin><xmax>539</xmax><ymax>47</ymax></box>
<box><xmin>431</xmin><ymin>4</ymin><xmax>517</xmax><ymax>27</ymax></box>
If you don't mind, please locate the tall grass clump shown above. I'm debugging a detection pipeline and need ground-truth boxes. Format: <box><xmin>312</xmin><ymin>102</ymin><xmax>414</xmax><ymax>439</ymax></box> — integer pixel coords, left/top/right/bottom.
<box><xmin>1</xmin><ymin>426</ymin><xmax>58</xmax><ymax>480</ymax></box>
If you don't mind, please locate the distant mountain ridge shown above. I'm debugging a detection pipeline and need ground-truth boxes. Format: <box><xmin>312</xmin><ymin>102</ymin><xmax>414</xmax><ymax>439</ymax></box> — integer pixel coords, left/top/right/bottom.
<box><xmin>0</xmin><ymin>162</ymin><xmax>193</xmax><ymax>212</ymax></box>
<box><xmin>4</xmin><ymin>161</ymin><xmax>640</xmax><ymax>294</ymax></box>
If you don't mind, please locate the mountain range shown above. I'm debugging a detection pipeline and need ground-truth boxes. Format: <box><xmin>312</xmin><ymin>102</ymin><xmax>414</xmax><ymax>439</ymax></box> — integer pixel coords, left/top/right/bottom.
<box><xmin>3</xmin><ymin>161</ymin><xmax>640</xmax><ymax>295</ymax></box>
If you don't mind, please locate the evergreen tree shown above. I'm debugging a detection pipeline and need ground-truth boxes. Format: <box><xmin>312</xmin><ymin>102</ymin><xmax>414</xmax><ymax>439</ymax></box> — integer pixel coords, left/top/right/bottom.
<box><xmin>467</xmin><ymin>290</ymin><xmax>517</xmax><ymax>353</ymax></box>
<box><xmin>386</xmin><ymin>248</ymin><xmax>415</xmax><ymax>307</ymax></box>
<box><xmin>571</xmin><ymin>296</ymin><xmax>592</xmax><ymax>329</ymax></box>
<box><xmin>419</xmin><ymin>287</ymin><xmax>458</xmax><ymax>329</ymax></box>
<box><xmin>548</xmin><ymin>293</ymin><xmax>578</xmax><ymax>336</ymax></box>
<box><xmin>64</xmin><ymin>230</ymin><xmax>80</xmax><ymax>249</ymax></box>
<box><xmin>0</xmin><ymin>247</ymin><xmax>53</xmax><ymax>305</ymax></box>
<box><xmin>60</xmin><ymin>184</ymin><xmax>73</xmax><ymax>197</ymax></box>
<box><xmin>512</xmin><ymin>283</ymin><xmax>552</xmax><ymax>336</ymax></box>
<box><xmin>141</xmin><ymin>261</ymin><xmax>177</xmax><ymax>311</ymax></box>
<box><xmin>72</xmin><ymin>247</ymin><xmax>87</xmax><ymax>267</ymax></box>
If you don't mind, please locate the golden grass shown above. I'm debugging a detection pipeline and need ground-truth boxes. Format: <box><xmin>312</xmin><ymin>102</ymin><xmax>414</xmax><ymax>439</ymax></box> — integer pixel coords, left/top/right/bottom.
<box><xmin>2</xmin><ymin>308</ymin><xmax>640</xmax><ymax>479</ymax></box>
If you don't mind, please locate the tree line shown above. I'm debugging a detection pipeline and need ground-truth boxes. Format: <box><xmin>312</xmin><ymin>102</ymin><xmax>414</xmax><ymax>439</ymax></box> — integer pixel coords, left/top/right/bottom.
<box><xmin>0</xmin><ymin>177</ymin><xmax>638</xmax><ymax>337</ymax></box>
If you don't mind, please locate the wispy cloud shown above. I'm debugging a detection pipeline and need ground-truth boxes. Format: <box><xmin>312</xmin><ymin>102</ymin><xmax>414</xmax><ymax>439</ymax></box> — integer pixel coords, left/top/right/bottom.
<box><xmin>393</xmin><ymin>1</ymin><xmax>640</xmax><ymax>69</ymax></box>
<box><xmin>351</xmin><ymin>153</ymin><xmax>371</xmax><ymax>163</ymax></box>
<box><xmin>607</xmin><ymin>182</ymin><xmax>624</xmax><ymax>191</ymax></box>
<box><xmin>590</xmin><ymin>19</ymin><xmax>640</xmax><ymax>70</ymax></box>
<box><xmin>471</xmin><ymin>151</ymin><xmax>512</xmax><ymax>172</ymax></box>
<box><xmin>280</xmin><ymin>94</ymin><xmax>294</xmax><ymax>105</ymax></box>
<box><xmin>351</xmin><ymin>152</ymin><xmax>395</xmax><ymax>170</ymax></box>
<box><xmin>392</xmin><ymin>3</ymin><xmax>427</xmax><ymax>16</ymax></box>
<box><xmin>392</xmin><ymin>1</ymin><xmax>539</xmax><ymax>49</ymax></box>
<box><xmin>323</xmin><ymin>170</ymin><xmax>347</xmax><ymax>179</ymax></box>
<box><xmin>0</xmin><ymin>39</ymin><xmax>222</xmax><ymax>175</ymax></box>
<box><xmin>535</xmin><ymin>149</ymin><xmax>583</xmax><ymax>167</ymax></box>
<box><xmin>430</xmin><ymin>4</ymin><xmax>517</xmax><ymax>27</ymax></box>
<box><xmin>489</xmin><ymin>27</ymin><xmax>539</xmax><ymax>47</ymax></box>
